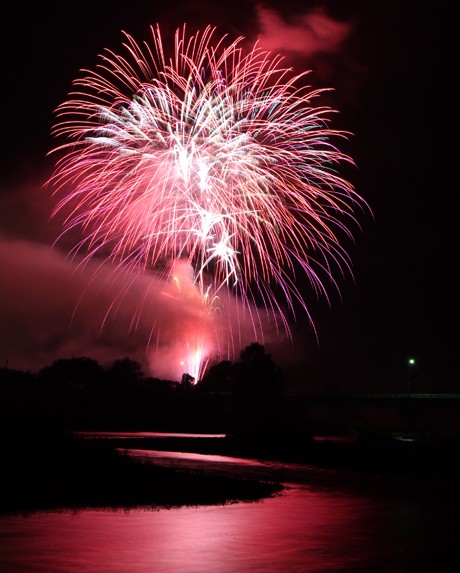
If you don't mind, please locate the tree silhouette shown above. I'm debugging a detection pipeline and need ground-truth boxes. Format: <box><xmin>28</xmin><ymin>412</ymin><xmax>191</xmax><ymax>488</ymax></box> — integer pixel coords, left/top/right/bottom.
<box><xmin>38</xmin><ymin>356</ymin><xmax>104</xmax><ymax>391</ymax></box>
<box><xmin>107</xmin><ymin>357</ymin><xmax>143</xmax><ymax>386</ymax></box>
<box><xmin>231</xmin><ymin>343</ymin><xmax>284</xmax><ymax>438</ymax></box>
<box><xmin>35</xmin><ymin>357</ymin><xmax>105</xmax><ymax>428</ymax></box>
<box><xmin>198</xmin><ymin>360</ymin><xmax>234</xmax><ymax>393</ymax></box>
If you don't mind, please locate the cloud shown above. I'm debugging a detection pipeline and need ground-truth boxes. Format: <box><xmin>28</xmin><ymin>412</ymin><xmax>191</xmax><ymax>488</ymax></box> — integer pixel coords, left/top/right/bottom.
<box><xmin>0</xmin><ymin>235</ymin><xmax>290</xmax><ymax>380</ymax></box>
<box><xmin>255</xmin><ymin>5</ymin><xmax>352</xmax><ymax>58</ymax></box>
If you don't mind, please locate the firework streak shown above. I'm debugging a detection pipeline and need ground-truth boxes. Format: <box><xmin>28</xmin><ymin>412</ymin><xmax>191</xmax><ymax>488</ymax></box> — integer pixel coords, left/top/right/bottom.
<box><xmin>47</xmin><ymin>24</ymin><xmax>368</xmax><ymax>381</ymax></box>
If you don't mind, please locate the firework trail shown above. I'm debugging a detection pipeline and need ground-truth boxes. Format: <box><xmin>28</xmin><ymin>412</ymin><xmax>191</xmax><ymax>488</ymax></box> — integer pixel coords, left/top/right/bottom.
<box><xmin>46</xmin><ymin>24</ymin><xmax>368</xmax><ymax>381</ymax></box>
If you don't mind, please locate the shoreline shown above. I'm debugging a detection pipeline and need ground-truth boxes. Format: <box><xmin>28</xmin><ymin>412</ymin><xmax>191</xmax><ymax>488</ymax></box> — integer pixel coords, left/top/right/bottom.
<box><xmin>3</xmin><ymin>427</ymin><xmax>459</xmax><ymax>516</ymax></box>
<box><xmin>79</xmin><ymin>432</ymin><xmax>460</xmax><ymax>477</ymax></box>
<box><xmin>0</xmin><ymin>431</ymin><xmax>284</xmax><ymax>516</ymax></box>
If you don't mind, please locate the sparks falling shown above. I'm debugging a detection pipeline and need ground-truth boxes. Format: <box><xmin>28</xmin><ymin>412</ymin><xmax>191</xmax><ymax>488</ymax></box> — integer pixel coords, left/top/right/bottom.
<box><xmin>46</xmin><ymin>24</ymin><xmax>368</xmax><ymax>381</ymax></box>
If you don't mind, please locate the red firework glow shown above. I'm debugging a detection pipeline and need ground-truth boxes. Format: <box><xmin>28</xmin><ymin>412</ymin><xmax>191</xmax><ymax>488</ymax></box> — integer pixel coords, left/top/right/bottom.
<box><xmin>46</xmin><ymin>24</ymin><xmax>368</xmax><ymax>382</ymax></box>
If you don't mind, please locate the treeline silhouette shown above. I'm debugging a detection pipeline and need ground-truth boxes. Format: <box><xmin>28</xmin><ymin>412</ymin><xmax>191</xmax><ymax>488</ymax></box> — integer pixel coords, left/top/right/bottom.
<box><xmin>1</xmin><ymin>343</ymin><xmax>297</xmax><ymax>436</ymax></box>
<box><xmin>0</xmin><ymin>345</ymin><xmax>290</xmax><ymax>514</ymax></box>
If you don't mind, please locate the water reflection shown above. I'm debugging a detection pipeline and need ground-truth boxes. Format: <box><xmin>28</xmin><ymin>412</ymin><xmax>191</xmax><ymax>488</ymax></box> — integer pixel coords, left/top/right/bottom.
<box><xmin>75</xmin><ymin>431</ymin><xmax>227</xmax><ymax>439</ymax></box>
<box><xmin>0</xmin><ymin>486</ymin><xmax>383</xmax><ymax>573</ymax></box>
<box><xmin>0</xmin><ymin>437</ymin><xmax>458</xmax><ymax>573</ymax></box>
<box><xmin>124</xmin><ymin>447</ymin><xmax>351</xmax><ymax>489</ymax></box>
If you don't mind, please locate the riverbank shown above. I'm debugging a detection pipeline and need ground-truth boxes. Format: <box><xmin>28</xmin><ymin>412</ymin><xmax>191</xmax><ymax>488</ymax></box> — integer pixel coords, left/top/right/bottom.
<box><xmin>0</xmin><ymin>428</ymin><xmax>283</xmax><ymax>516</ymax></box>
<box><xmin>80</xmin><ymin>431</ymin><xmax>460</xmax><ymax>478</ymax></box>
<box><xmin>3</xmin><ymin>423</ymin><xmax>460</xmax><ymax>516</ymax></box>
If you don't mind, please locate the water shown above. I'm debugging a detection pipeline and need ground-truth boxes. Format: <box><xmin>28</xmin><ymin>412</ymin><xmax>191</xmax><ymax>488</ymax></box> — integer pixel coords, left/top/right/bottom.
<box><xmin>1</xmin><ymin>434</ymin><xmax>459</xmax><ymax>573</ymax></box>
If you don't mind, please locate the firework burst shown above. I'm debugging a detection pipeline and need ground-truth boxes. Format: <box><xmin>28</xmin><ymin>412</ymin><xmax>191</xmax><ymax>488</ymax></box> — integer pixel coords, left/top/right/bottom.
<box><xmin>46</xmin><ymin>24</ymin><xmax>369</xmax><ymax>380</ymax></box>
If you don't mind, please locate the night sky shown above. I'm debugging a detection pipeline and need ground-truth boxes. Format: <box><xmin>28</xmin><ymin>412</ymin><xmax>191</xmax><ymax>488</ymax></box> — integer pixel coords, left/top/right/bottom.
<box><xmin>0</xmin><ymin>1</ymin><xmax>445</xmax><ymax>394</ymax></box>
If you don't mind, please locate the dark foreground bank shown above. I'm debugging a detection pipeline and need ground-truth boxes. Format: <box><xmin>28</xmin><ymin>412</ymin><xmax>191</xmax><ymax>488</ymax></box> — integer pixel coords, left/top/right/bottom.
<box><xmin>3</xmin><ymin>422</ymin><xmax>460</xmax><ymax>515</ymax></box>
<box><xmin>0</xmin><ymin>427</ymin><xmax>283</xmax><ymax>516</ymax></box>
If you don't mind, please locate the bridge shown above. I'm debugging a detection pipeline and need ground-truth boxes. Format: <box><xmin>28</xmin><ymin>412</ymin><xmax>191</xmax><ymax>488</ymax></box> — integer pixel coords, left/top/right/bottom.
<box><xmin>282</xmin><ymin>393</ymin><xmax>460</xmax><ymax>435</ymax></box>
<box><xmin>285</xmin><ymin>393</ymin><xmax>460</xmax><ymax>405</ymax></box>
<box><xmin>200</xmin><ymin>392</ymin><xmax>460</xmax><ymax>434</ymax></box>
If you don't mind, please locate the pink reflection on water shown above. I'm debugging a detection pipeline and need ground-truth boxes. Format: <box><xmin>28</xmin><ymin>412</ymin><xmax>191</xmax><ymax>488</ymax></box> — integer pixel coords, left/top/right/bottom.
<box><xmin>123</xmin><ymin>448</ymin><xmax>348</xmax><ymax>488</ymax></box>
<box><xmin>0</xmin><ymin>485</ymin><xmax>370</xmax><ymax>573</ymax></box>
<box><xmin>153</xmin><ymin>489</ymin><xmax>365</xmax><ymax>573</ymax></box>
<box><xmin>1</xmin><ymin>444</ymin><xmax>455</xmax><ymax>572</ymax></box>
<box><xmin>125</xmin><ymin>448</ymin><xmax>261</xmax><ymax>465</ymax></box>
<box><xmin>75</xmin><ymin>431</ymin><xmax>227</xmax><ymax>439</ymax></box>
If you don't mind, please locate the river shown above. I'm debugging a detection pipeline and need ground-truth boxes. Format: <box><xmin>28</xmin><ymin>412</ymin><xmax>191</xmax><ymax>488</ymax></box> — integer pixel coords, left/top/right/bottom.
<box><xmin>0</xmin><ymin>433</ymin><xmax>458</xmax><ymax>572</ymax></box>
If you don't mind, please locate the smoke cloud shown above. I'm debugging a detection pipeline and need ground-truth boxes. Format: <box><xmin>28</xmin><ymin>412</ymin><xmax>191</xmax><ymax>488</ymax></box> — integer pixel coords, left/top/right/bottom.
<box><xmin>255</xmin><ymin>5</ymin><xmax>351</xmax><ymax>58</ymax></box>
<box><xmin>0</xmin><ymin>231</ymin><xmax>290</xmax><ymax>379</ymax></box>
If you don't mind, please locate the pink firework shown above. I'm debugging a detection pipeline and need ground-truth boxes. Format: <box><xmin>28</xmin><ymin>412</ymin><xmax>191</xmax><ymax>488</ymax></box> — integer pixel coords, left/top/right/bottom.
<box><xmin>47</xmin><ymin>24</ymin><xmax>368</xmax><ymax>380</ymax></box>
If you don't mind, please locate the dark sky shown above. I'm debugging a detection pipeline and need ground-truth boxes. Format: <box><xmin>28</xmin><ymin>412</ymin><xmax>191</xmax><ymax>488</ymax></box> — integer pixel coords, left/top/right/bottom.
<box><xmin>0</xmin><ymin>1</ymin><xmax>445</xmax><ymax>393</ymax></box>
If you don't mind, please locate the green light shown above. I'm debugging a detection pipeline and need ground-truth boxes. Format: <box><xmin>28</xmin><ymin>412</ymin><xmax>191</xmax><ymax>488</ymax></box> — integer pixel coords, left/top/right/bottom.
<box><xmin>408</xmin><ymin>358</ymin><xmax>415</xmax><ymax>366</ymax></box>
